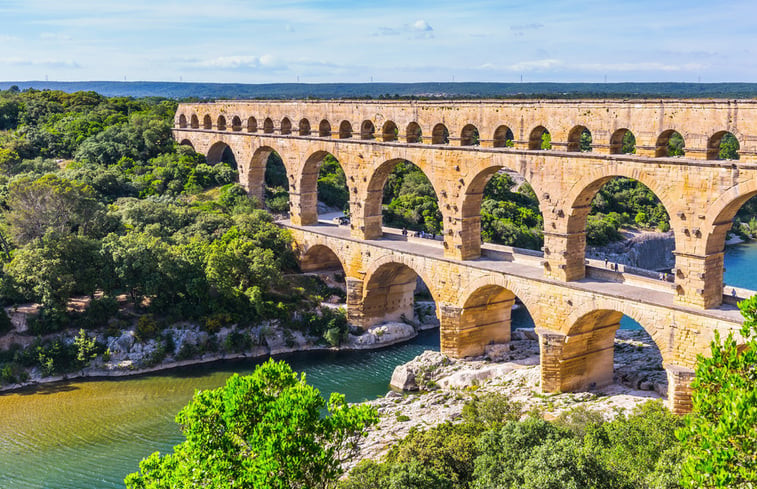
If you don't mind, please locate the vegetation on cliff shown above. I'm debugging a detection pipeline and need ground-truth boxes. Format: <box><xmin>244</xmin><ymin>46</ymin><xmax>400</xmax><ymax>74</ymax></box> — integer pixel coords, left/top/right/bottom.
<box><xmin>0</xmin><ymin>87</ymin><xmax>342</xmax><ymax>383</ymax></box>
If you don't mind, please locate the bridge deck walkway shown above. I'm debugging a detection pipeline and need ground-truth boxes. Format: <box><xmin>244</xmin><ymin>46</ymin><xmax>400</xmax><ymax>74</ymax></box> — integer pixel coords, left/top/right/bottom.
<box><xmin>281</xmin><ymin>217</ymin><xmax>746</xmax><ymax>326</ymax></box>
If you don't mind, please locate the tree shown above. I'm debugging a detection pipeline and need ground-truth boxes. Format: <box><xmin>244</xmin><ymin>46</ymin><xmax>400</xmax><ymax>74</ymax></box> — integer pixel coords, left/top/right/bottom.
<box><xmin>5</xmin><ymin>174</ymin><xmax>105</xmax><ymax>244</ymax></box>
<box><xmin>125</xmin><ymin>359</ymin><xmax>378</xmax><ymax>489</ymax></box>
<box><xmin>677</xmin><ymin>295</ymin><xmax>757</xmax><ymax>488</ymax></box>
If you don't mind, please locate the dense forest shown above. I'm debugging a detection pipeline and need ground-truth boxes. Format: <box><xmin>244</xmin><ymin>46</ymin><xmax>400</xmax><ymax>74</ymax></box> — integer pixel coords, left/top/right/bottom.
<box><xmin>0</xmin><ymin>87</ymin><xmax>347</xmax><ymax>383</ymax></box>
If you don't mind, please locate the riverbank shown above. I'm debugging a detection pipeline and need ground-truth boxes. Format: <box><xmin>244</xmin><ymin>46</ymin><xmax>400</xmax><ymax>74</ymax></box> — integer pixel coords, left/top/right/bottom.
<box><xmin>351</xmin><ymin>328</ymin><xmax>666</xmax><ymax>467</ymax></box>
<box><xmin>0</xmin><ymin>312</ymin><xmax>436</xmax><ymax>394</ymax></box>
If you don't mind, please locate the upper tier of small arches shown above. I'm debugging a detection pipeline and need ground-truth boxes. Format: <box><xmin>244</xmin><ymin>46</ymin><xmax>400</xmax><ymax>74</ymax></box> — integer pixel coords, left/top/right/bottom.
<box><xmin>175</xmin><ymin>100</ymin><xmax>757</xmax><ymax>160</ymax></box>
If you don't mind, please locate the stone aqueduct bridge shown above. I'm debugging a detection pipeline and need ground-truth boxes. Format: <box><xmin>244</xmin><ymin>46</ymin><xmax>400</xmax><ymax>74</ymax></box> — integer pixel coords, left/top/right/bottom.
<box><xmin>173</xmin><ymin>99</ymin><xmax>757</xmax><ymax>413</ymax></box>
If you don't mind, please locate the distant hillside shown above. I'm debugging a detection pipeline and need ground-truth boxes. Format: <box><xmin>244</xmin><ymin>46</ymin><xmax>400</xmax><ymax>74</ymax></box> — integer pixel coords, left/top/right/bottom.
<box><xmin>2</xmin><ymin>81</ymin><xmax>757</xmax><ymax>100</ymax></box>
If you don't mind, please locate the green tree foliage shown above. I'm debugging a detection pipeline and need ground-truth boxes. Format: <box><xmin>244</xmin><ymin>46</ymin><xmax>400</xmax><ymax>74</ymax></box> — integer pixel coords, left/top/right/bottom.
<box><xmin>668</xmin><ymin>132</ymin><xmax>685</xmax><ymax>157</ymax></box>
<box><xmin>587</xmin><ymin>177</ymin><xmax>670</xmax><ymax>245</ymax></box>
<box><xmin>6</xmin><ymin>174</ymin><xmax>106</xmax><ymax>244</ymax></box>
<box><xmin>584</xmin><ymin>401</ymin><xmax>684</xmax><ymax>487</ymax></box>
<box><xmin>341</xmin><ymin>396</ymin><xmax>682</xmax><ymax>489</ymax></box>
<box><xmin>480</xmin><ymin>173</ymin><xmax>543</xmax><ymax>250</ymax></box>
<box><xmin>318</xmin><ymin>154</ymin><xmax>349</xmax><ymax>210</ymax></box>
<box><xmin>678</xmin><ymin>295</ymin><xmax>757</xmax><ymax>488</ymax></box>
<box><xmin>718</xmin><ymin>132</ymin><xmax>740</xmax><ymax>160</ymax></box>
<box><xmin>264</xmin><ymin>151</ymin><xmax>290</xmax><ymax>213</ymax></box>
<box><xmin>125</xmin><ymin>359</ymin><xmax>378</xmax><ymax>489</ymax></box>
<box><xmin>381</xmin><ymin>161</ymin><xmax>442</xmax><ymax>233</ymax></box>
<box><xmin>6</xmin><ymin>234</ymin><xmax>103</xmax><ymax>309</ymax></box>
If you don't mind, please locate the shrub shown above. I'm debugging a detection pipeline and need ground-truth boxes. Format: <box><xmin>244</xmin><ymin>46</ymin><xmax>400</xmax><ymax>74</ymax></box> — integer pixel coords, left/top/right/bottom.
<box><xmin>135</xmin><ymin>314</ymin><xmax>160</xmax><ymax>342</ymax></box>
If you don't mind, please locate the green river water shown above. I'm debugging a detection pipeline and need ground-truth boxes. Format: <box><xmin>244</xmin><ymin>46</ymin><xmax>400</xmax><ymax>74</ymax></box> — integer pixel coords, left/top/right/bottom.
<box><xmin>1</xmin><ymin>242</ymin><xmax>756</xmax><ymax>488</ymax></box>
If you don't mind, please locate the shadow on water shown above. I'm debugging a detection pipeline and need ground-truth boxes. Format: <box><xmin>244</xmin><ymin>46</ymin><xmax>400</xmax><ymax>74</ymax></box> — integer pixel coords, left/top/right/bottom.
<box><xmin>11</xmin><ymin>381</ymin><xmax>80</xmax><ymax>396</ymax></box>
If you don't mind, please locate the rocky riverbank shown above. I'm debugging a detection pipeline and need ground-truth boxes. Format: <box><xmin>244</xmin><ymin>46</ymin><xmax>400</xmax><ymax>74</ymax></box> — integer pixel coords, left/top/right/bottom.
<box><xmin>351</xmin><ymin>328</ymin><xmax>666</xmax><ymax>467</ymax></box>
<box><xmin>0</xmin><ymin>313</ymin><xmax>428</xmax><ymax>394</ymax></box>
<box><xmin>588</xmin><ymin>230</ymin><xmax>675</xmax><ymax>271</ymax></box>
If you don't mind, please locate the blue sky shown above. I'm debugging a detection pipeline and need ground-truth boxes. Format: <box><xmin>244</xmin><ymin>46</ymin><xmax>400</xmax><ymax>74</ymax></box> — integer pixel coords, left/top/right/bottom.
<box><xmin>0</xmin><ymin>0</ymin><xmax>755</xmax><ymax>83</ymax></box>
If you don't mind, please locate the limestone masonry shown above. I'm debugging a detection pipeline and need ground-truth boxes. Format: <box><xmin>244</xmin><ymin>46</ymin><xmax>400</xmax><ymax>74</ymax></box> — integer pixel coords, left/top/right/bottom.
<box><xmin>173</xmin><ymin>99</ymin><xmax>757</xmax><ymax>413</ymax></box>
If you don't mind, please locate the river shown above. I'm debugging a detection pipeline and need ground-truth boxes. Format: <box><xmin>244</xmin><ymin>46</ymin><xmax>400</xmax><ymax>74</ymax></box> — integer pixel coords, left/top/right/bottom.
<box><xmin>1</xmin><ymin>242</ymin><xmax>756</xmax><ymax>489</ymax></box>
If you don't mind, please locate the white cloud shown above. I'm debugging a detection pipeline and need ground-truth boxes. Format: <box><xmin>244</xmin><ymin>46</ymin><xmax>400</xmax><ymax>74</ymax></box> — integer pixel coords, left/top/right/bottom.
<box><xmin>506</xmin><ymin>59</ymin><xmax>562</xmax><ymax>72</ymax></box>
<box><xmin>190</xmin><ymin>54</ymin><xmax>284</xmax><ymax>71</ymax></box>
<box><xmin>0</xmin><ymin>35</ymin><xmax>20</xmax><ymax>42</ymax></box>
<box><xmin>374</xmin><ymin>19</ymin><xmax>433</xmax><ymax>39</ymax></box>
<box><xmin>412</xmin><ymin>19</ymin><xmax>433</xmax><ymax>32</ymax></box>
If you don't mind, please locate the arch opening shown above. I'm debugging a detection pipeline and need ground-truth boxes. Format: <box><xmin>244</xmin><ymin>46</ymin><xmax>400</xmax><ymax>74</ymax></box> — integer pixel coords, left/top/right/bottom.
<box><xmin>299</xmin><ymin>118</ymin><xmax>311</xmax><ymax>136</ymax></box>
<box><xmin>655</xmin><ymin>130</ymin><xmax>685</xmax><ymax>157</ymax></box>
<box><xmin>280</xmin><ymin>117</ymin><xmax>292</xmax><ymax>135</ymax></box>
<box><xmin>178</xmin><ymin>114</ymin><xmax>187</xmax><ymax>128</ymax></box>
<box><xmin>339</xmin><ymin>120</ymin><xmax>353</xmax><ymax>139</ymax></box>
<box><xmin>432</xmin><ymin>123</ymin><xmax>449</xmax><ymax>144</ymax></box>
<box><xmin>568</xmin><ymin>125</ymin><xmax>592</xmax><ymax>152</ymax></box>
<box><xmin>190</xmin><ymin>114</ymin><xmax>199</xmax><ymax>129</ymax></box>
<box><xmin>231</xmin><ymin>116</ymin><xmax>242</xmax><ymax>132</ymax></box>
<box><xmin>406</xmin><ymin>122</ymin><xmax>423</xmax><ymax>144</ymax></box>
<box><xmin>457</xmin><ymin>284</ymin><xmax>536</xmax><ymax>358</ymax></box>
<box><xmin>207</xmin><ymin>141</ymin><xmax>238</xmax><ymax>170</ymax></box>
<box><xmin>528</xmin><ymin>126</ymin><xmax>551</xmax><ymax>150</ymax></box>
<box><xmin>610</xmin><ymin>128</ymin><xmax>636</xmax><ymax>154</ymax></box>
<box><xmin>319</xmin><ymin>119</ymin><xmax>331</xmax><ymax>138</ymax></box>
<box><xmin>203</xmin><ymin>114</ymin><xmax>212</xmax><ymax>130</ymax></box>
<box><xmin>707</xmin><ymin>131</ymin><xmax>740</xmax><ymax>160</ymax></box>
<box><xmin>461</xmin><ymin>124</ymin><xmax>480</xmax><ymax>146</ymax></box>
<box><xmin>477</xmin><ymin>170</ymin><xmax>544</xmax><ymax>251</ymax></box>
<box><xmin>361</xmin><ymin>120</ymin><xmax>375</xmax><ymax>140</ymax></box>
<box><xmin>298</xmin><ymin>151</ymin><xmax>351</xmax><ymax>224</ymax></box>
<box><xmin>247</xmin><ymin>116</ymin><xmax>258</xmax><ymax>133</ymax></box>
<box><xmin>378</xmin><ymin>160</ymin><xmax>443</xmax><ymax>236</ymax></box>
<box><xmin>179</xmin><ymin>139</ymin><xmax>194</xmax><ymax>149</ymax></box>
<box><xmin>382</xmin><ymin>121</ymin><xmax>398</xmax><ymax>142</ymax></box>
<box><xmin>262</xmin><ymin>149</ymin><xmax>290</xmax><ymax>214</ymax></box>
<box><xmin>217</xmin><ymin>115</ymin><xmax>227</xmax><ymax>131</ymax></box>
<box><xmin>493</xmin><ymin>125</ymin><xmax>514</xmax><ymax>148</ymax></box>
<box><xmin>361</xmin><ymin>261</ymin><xmax>438</xmax><ymax>331</ymax></box>
<box><xmin>263</xmin><ymin>118</ymin><xmax>274</xmax><ymax>134</ymax></box>
<box><xmin>704</xmin><ymin>190</ymin><xmax>757</xmax><ymax>301</ymax></box>
<box><xmin>549</xmin><ymin>310</ymin><xmax>665</xmax><ymax>395</ymax></box>
<box><xmin>575</xmin><ymin>177</ymin><xmax>673</xmax><ymax>278</ymax></box>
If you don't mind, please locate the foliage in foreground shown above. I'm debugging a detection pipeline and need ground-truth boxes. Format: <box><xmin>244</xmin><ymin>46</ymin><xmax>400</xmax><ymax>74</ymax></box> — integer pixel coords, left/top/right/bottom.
<box><xmin>340</xmin><ymin>398</ymin><xmax>682</xmax><ymax>489</ymax></box>
<box><xmin>678</xmin><ymin>295</ymin><xmax>757</xmax><ymax>488</ymax></box>
<box><xmin>125</xmin><ymin>359</ymin><xmax>378</xmax><ymax>489</ymax></box>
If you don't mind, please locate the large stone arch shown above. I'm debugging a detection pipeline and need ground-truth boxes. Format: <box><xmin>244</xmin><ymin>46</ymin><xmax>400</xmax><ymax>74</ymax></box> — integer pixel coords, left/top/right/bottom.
<box><xmin>358</xmin><ymin>253</ymin><xmax>440</xmax><ymax>329</ymax></box>
<box><xmin>299</xmin><ymin>243</ymin><xmax>346</xmax><ymax>273</ymax></box>
<box><xmin>451</xmin><ymin>274</ymin><xmax>541</xmax><ymax>357</ymax></box>
<box><xmin>458</xmin><ymin>162</ymin><xmax>547</xmax><ymax>260</ymax></box>
<box><xmin>703</xmin><ymin>178</ymin><xmax>757</xmax><ymax>255</ymax></box>
<box><xmin>244</xmin><ymin>144</ymin><xmax>293</xmax><ymax>204</ymax></box>
<box><xmin>360</xmin><ymin>157</ymin><xmax>447</xmax><ymax>240</ymax></box>
<box><xmin>541</xmin><ymin>303</ymin><xmax>668</xmax><ymax>394</ymax></box>
<box><xmin>560</xmin><ymin>168</ymin><xmax>681</xmax><ymax>281</ymax></box>
<box><xmin>206</xmin><ymin>140</ymin><xmax>238</xmax><ymax>167</ymax></box>
<box><xmin>294</xmin><ymin>148</ymin><xmax>353</xmax><ymax>226</ymax></box>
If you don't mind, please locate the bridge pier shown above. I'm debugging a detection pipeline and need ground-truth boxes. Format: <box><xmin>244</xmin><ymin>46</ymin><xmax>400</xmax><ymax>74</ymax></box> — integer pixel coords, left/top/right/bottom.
<box><xmin>345</xmin><ymin>277</ymin><xmax>367</xmax><ymax>327</ymax></box>
<box><xmin>674</xmin><ymin>252</ymin><xmax>725</xmax><ymax>309</ymax></box>
<box><xmin>289</xmin><ymin>191</ymin><xmax>318</xmax><ymax>226</ymax></box>
<box><xmin>666</xmin><ymin>365</ymin><xmax>696</xmax><ymax>415</ymax></box>
<box><xmin>537</xmin><ymin>319</ymin><xmax>619</xmax><ymax>393</ymax></box>
<box><xmin>542</xmin><ymin>231</ymin><xmax>587</xmax><ymax>281</ymax></box>
<box><xmin>439</xmin><ymin>286</ymin><xmax>515</xmax><ymax>357</ymax></box>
